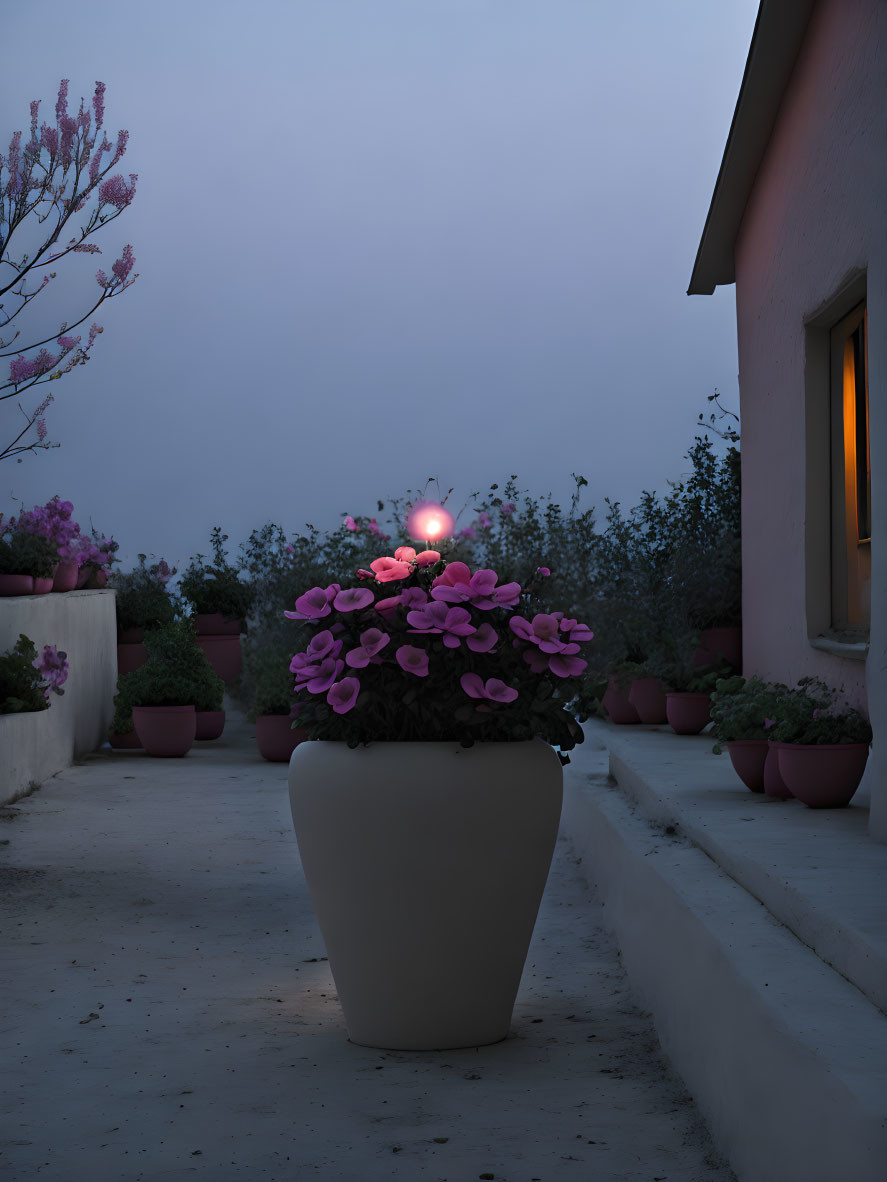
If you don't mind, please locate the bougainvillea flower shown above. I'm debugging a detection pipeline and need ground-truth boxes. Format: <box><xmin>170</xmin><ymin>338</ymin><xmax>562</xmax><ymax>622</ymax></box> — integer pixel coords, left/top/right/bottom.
<box><xmin>346</xmin><ymin>628</ymin><xmax>391</xmax><ymax>668</ymax></box>
<box><xmin>328</xmin><ymin>677</ymin><xmax>360</xmax><ymax>714</ymax></box>
<box><xmin>406</xmin><ymin>602</ymin><xmax>476</xmax><ymax>648</ymax></box>
<box><xmin>400</xmin><ymin>586</ymin><xmax>429</xmax><ymax>609</ymax></box>
<box><xmin>285</xmin><ymin>586</ymin><xmax>332</xmax><ymax>620</ymax></box>
<box><xmin>305</xmin><ymin>630</ymin><xmax>342</xmax><ymax>662</ymax></box>
<box><xmin>414</xmin><ymin>550</ymin><xmax>440</xmax><ymax>567</ymax></box>
<box><xmin>334</xmin><ymin>586</ymin><xmax>375</xmax><ymax>612</ymax></box>
<box><xmin>460</xmin><ymin>673</ymin><xmax>519</xmax><ymax>703</ymax></box>
<box><xmin>370</xmin><ymin>556</ymin><xmax>413</xmax><ymax>583</ymax></box>
<box><xmin>466</xmin><ymin>621</ymin><xmax>498</xmax><ymax>653</ymax></box>
<box><xmin>396</xmin><ymin>645</ymin><xmax>429</xmax><ymax>677</ymax></box>
<box><xmin>305</xmin><ymin>657</ymin><xmax>344</xmax><ymax>694</ymax></box>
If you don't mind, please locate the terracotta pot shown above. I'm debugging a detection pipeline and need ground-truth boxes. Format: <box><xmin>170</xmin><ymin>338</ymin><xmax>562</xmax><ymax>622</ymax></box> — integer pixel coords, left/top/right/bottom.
<box><xmin>763</xmin><ymin>743</ymin><xmax>793</xmax><ymax>799</ymax></box>
<box><xmin>602</xmin><ymin>676</ymin><xmax>640</xmax><ymax>724</ymax></box>
<box><xmin>52</xmin><ymin>559</ymin><xmax>79</xmax><ymax>592</ymax></box>
<box><xmin>256</xmin><ymin>714</ymin><xmax>308</xmax><ymax>762</ymax></box>
<box><xmin>108</xmin><ymin>730</ymin><xmax>143</xmax><ymax>750</ymax></box>
<box><xmin>81</xmin><ymin>567</ymin><xmax>110</xmax><ymax>589</ymax></box>
<box><xmin>725</xmin><ymin>739</ymin><xmax>769</xmax><ymax>792</ymax></box>
<box><xmin>118</xmin><ymin>627</ymin><xmax>145</xmax><ymax>644</ymax></box>
<box><xmin>288</xmin><ymin>739</ymin><xmax>563</xmax><ymax>1050</ymax></box>
<box><xmin>117</xmin><ymin>643</ymin><xmax>148</xmax><ymax>676</ymax></box>
<box><xmin>628</xmin><ymin>677</ymin><xmax>667</xmax><ymax>724</ymax></box>
<box><xmin>0</xmin><ymin>573</ymin><xmax>35</xmax><ymax>596</ymax></box>
<box><xmin>693</xmin><ymin>626</ymin><xmax>742</xmax><ymax>671</ymax></box>
<box><xmin>665</xmin><ymin>692</ymin><xmax>712</xmax><ymax>735</ymax></box>
<box><xmin>776</xmin><ymin>743</ymin><xmax>869</xmax><ymax>808</ymax></box>
<box><xmin>33</xmin><ymin>576</ymin><xmax>54</xmax><ymax>594</ymax></box>
<box><xmin>195</xmin><ymin>613</ymin><xmax>244</xmax><ymax>636</ymax></box>
<box><xmin>76</xmin><ymin>566</ymin><xmax>89</xmax><ymax>589</ymax></box>
<box><xmin>197</xmin><ymin>634</ymin><xmax>242</xmax><ymax>681</ymax></box>
<box><xmin>132</xmin><ymin>705</ymin><xmax>196</xmax><ymax>757</ymax></box>
<box><xmin>195</xmin><ymin>710</ymin><xmax>226</xmax><ymax>740</ymax></box>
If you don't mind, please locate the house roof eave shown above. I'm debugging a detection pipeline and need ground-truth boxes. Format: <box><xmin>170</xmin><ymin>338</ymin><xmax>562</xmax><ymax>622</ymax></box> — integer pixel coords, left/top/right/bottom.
<box><xmin>687</xmin><ymin>0</ymin><xmax>818</xmax><ymax>296</ymax></box>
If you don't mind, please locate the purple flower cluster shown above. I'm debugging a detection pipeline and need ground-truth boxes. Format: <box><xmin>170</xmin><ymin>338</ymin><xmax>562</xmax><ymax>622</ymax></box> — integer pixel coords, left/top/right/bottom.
<box><xmin>32</xmin><ymin>644</ymin><xmax>69</xmax><ymax>700</ymax></box>
<box><xmin>9</xmin><ymin>495</ymin><xmax>80</xmax><ymax>556</ymax></box>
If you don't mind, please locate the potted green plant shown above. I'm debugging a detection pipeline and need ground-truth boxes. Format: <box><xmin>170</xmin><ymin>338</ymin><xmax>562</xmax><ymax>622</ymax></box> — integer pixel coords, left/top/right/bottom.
<box><xmin>285</xmin><ymin>539</ymin><xmax>591</xmax><ymax>1051</ymax></box>
<box><xmin>112</xmin><ymin>620</ymin><xmax>224</xmax><ymax>757</ymax></box>
<box><xmin>1</xmin><ymin>635</ymin><xmax>68</xmax><ymax>712</ymax></box>
<box><xmin>0</xmin><ymin>528</ymin><xmax>59</xmax><ymax>595</ymax></box>
<box><xmin>709</xmin><ymin>675</ymin><xmax>785</xmax><ymax>791</ymax></box>
<box><xmin>110</xmin><ymin>555</ymin><xmax>178</xmax><ymax>675</ymax></box>
<box><xmin>767</xmin><ymin>678</ymin><xmax>872</xmax><ymax>808</ymax></box>
<box><xmin>245</xmin><ymin>645</ymin><xmax>308</xmax><ymax>761</ymax></box>
<box><xmin>181</xmin><ymin>528</ymin><xmax>254</xmax><ymax>681</ymax></box>
<box><xmin>659</xmin><ymin>664</ymin><xmax>725</xmax><ymax>735</ymax></box>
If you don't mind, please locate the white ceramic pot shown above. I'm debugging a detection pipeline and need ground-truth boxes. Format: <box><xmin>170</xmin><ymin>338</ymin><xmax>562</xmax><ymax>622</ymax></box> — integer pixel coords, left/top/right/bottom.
<box><xmin>288</xmin><ymin>739</ymin><xmax>563</xmax><ymax>1051</ymax></box>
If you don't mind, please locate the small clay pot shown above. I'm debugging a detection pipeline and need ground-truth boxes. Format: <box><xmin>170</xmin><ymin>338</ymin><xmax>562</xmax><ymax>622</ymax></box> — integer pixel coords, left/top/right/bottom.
<box><xmin>256</xmin><ymin>714</ymin><xmax>309</xmax><ymax>762</ymax></box>
<box><xmin>776</xmin><ymin>743</ymin><xmax>869</xmax><ymax>808</ymax></box>
<box><xmin>197</xmin><ymin>635</ymin><xmax>243</xmax><ymax>681</ymax></box>
<box><xmin>195</xmin><ymin>710</ymin><xmax>226</xmax><ymax>740</ymax></box>
<box><xmin>665</xmin><ymin>693</ymin><xmax>712</xmax><ymax>735</ymax></box>
<box><xmin>0</xmin><ymin>573</ymin><xmax>35</xmax><ymax>596</ymax></box>
<box><xmin>602</xmin><ymin>677</ymin><xmax>640</xmax><ymax>725</ymax></box>
<box><xmin>628</xmin><ymin>677</ymin><xmax>667</xmax><ymax>725</ymax></box>
<box><xmin>33</xmin><ymin>576</ymin><xmax>54</xmax><ymax>594</ymax></box>
<box><xmin>725</xmin><ymin>739</ymin><xmax>769</xmax><ymax>792</ymax></box>
<box><xmin>195</xmin><ymin>613</ymin><xmax>244</xmax><ymax>636</ymax></box>
<box><xmin>132</xmin><ymin>705</ymin><xmax>196</xmax><ymax>757</ymax></box>
<box><xmin>108</xmin><ymin>730</ymin><xmax>143</xmax><ymax>750</ymax></box>
<box><xmin>52</xmin><ymin>560</ymin><xmax>79</xmax><ymax>592</ymax></box>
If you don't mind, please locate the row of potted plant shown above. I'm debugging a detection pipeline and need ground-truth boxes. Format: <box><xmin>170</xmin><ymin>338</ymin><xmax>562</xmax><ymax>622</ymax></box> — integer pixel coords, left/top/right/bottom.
<box><xmin>709</xmin><ymin>675</ymin><xmax>872</xmax><ymax>808</ymax></box>
<box><xmin>0</xmin><ymin>635</ymin><xmax>69</xmax><ymax>713</ymax></box>
<box><xmin>0</xmin><ymin>496</ymin><xmax>118</xmax><ymax>595</ymax></box>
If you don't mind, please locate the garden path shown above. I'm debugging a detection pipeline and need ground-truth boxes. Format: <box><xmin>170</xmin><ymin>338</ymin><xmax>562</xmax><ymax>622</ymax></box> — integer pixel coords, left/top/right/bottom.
<box><xmin>1</xmin><ymin>712</ymin><xmax>735</xmax><ymax>1182</ymax></box>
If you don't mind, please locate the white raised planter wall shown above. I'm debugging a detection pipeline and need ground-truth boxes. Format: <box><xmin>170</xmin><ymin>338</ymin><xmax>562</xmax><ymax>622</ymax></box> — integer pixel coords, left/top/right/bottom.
<box><xmin>0</xmin><ymin>589</ymin><xmax>116</xmax><ymax>803</ymax></box>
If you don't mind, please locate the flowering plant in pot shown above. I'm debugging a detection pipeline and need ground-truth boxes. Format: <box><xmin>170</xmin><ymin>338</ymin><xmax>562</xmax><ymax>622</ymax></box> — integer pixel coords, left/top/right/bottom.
<box><xmin>5</xmin><ymin>496</ymin><xmax>82</xmax><ymax>590</ymax></box>
<box><xmin>0</xmin><ymin>635</ymin><xmax>68</xmax><ymax>712</ymax></box>
<box><xmin>657</xmin><ymin>663</ymin><xmax>726</xmax><ymax>735</ymax></box>
<box><xmin>0</xmin><ymin>526</ymin><xmax>58</xmax><ymax>594</ymax></box>
<box><xmin>285</xmin><ymin>541</ymin><xmax>593</xmax><ymax>1051</ymax></box>
<box><xmin>709</xmin><ymin>675</ymin><xmax>786</xmax><ymax>792</ymax></box>
<box><xmin>766</xmin><ymin>678</ymin><xmax>872</xmax><ymax>808</ymax></box>
<box><xmin>112</xmin><ymin>620</ymin><xmax>223</xmax><ymax>755</ymax></box>
<box><xmin>74</xmin><ymin>528</ymin><xmax>119</xmax><ymax>588</ymax></box>
<box><xmin>181</xmin><ymin>528</ymin><xmax>254</xmax><ymax>632</ymax></box>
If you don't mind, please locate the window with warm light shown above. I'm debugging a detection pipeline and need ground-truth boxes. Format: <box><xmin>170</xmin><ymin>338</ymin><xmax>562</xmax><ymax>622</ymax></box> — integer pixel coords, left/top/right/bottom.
<box><xmin>830</xmin><ymin>301</ymin><xmax>871</xmax><ymax>636</ymax></box>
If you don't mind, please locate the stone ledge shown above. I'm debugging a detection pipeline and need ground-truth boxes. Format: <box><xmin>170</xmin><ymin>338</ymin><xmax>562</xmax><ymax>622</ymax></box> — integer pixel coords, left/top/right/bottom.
<box><xmin>562</xmin><ymin>751</ymin><xmax>887</xmax><ymax>1182</ymax></box>
<box><xmin>0</xmin><ymin>590</ymin><xmax>117</xmax><ymax>802</ymax></box>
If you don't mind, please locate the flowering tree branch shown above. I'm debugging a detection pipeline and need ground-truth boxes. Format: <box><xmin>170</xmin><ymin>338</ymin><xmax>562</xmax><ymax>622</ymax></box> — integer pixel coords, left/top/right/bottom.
<box><xmin>0</xmin><ymin>79</ymin><xmax>137</xmax><ymax>463</ymax></box>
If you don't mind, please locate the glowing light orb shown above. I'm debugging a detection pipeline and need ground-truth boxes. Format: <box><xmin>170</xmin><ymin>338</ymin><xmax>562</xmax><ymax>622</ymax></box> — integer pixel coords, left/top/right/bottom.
<box><xmin>405</xmin><ymin>500</ymin><xmax>455</xmax><ymax>542</ymax></box>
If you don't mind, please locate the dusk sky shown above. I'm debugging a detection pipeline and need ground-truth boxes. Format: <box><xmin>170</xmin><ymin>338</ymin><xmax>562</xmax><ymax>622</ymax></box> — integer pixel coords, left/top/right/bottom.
<box><xmin>2</xmin><ymin>0</ymin><xmax>759</xmax><ymax>571</ymax></box>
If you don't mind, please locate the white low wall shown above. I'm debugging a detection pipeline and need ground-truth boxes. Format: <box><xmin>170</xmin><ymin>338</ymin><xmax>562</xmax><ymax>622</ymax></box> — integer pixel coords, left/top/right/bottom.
<box><xmin>0</xmin><ymin>590</ymin><xmax>116</xmax><ymax>803</ymax></box>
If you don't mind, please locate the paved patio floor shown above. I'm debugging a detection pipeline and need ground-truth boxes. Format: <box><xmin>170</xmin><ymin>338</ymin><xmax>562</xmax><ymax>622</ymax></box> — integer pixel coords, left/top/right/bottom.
<box><xmin>1</xmin><ymin>713</ymin><xmax>735</xmax><ymax>1182</ymax></box>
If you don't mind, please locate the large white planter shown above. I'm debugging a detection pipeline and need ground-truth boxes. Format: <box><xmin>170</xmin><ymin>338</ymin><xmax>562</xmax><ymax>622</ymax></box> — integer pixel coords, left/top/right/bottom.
<box><xmin>288</xmin><ymin>739</ymin><xmax>563</xmax><ymax>1050</ymax></box>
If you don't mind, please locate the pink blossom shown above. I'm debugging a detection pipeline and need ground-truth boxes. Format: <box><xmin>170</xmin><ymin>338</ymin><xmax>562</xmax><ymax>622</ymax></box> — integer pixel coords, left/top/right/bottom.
<box><xmin>466</xmin><ymin>621</ymin><xmax>498</xmax><ymax>653</ymax></box>
<box><xmin>355</xmin><ymin>568</ymin><xmax>375</xmax><ymax>581</ymax></box>
<box><xmin>549</xmin><ymin>652</ymin><xmax>588</xmax><ymax>678</ymax></box>
<box><xmin>537</xmin><ymin>566</ymin><xmax>550</xmax><ymax>577</ymax></box>
<box><xmin>370</xmin><ymin>556</ymin><xmax>412</xmax><ymax>583</ymax></box>
<box><xmin>285</xmin><ymin>586</ymin><xmax>333</xmax><ymax>620</ymax></box>
<box><xmin>763</xmin><ymin>718</ymin><xmax>775</xmax><ymax>730</ymax></box>
<box><xmin>333</xmin><ymin>586</ymin><xmax>374</xmax><ymax>612</ymax></box>
<box><xmin>432</xmin><ymin>567</ymin><xmax>521</xmax><ymax>610</ymax></box>
<box><xmin>36</xmin><ymin>418</ymin><xmax>47</xmax><ymax>442</ymax></box>
<box><xmin>375</xmin><ymin>595</ymin><xmax>401</xmax><ymax>620</ymax></box>
<box><xmin>346</xmin><ymin>627</ymin><xmax>390</xmax><ymax>668</ymax></box>
<box><xmin>559</xmin><ymin>618</ymin><xmax>594</xmax><ymax>643</ymax></box>
<box><xmin>433</xmin><ymin>561</ymin><xmax>471</xmax><ymax>588</ymax></box>
<box><xmin>414</xmin><ymin>550</ymin><xmax>440</xmax><ymax>566</ymax></box>
<box><xmin>394</xmin><ymin>546</ymin><xmax>417</xmax><ymax>562</ymax></box>
<box><xmin>344</xmin><ymin>515</ymin><xmax>358</xmax><ymax>531</ymax></box>
<box><xmin>305</xmin><ymin>630</ymin><xmax>341</xmax><ymax>662</ymax></box>
<box><xmin>328</xmin><ymin>677</ymin><xmax>360</xmax><ymax>714</ymax></box>
<box><xmin>304</xmin><ymin>657</ymin><xmax>344</xmax><ymax>694</ymax></box>
<box><xmin>501</xmin><ymin>502</ymin><xmax>515</xmax><ymax>515</ymax></box>
<box><xmin>396</xmin><ymin>645</ymin><xmax>429</xmax><ymax>677</ymax></box>
<box><xmin>477</xmin><ymin>511</ymin><xmax>492</xmax><ymax>529</ymax></box>
<box><xmin>510</xmin><ymin>613</ymin><xmax>572</xmax><ymax>652</ymax></box>
<box><xmin>458</xmin><ymin>526</ymin><xmax>476</xmax><ymax>541</ymax></box>
<box><xmin>460</xmin><ymin>673</ymin><xmax>519</xmax><ymax>704</ymax></box>
<box><xmin>407</xmin><ymin>602</ymin><xmax>476</xmax><ymax>648</ymax></box>
<box><xmin>399</xmin><ymin>587</ymin><xmax>428</xmax><ymax>609</ymax></box>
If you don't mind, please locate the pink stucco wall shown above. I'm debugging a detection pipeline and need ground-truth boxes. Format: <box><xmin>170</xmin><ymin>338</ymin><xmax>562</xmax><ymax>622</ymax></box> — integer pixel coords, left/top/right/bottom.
<box><xmin>734</xmin><ymin>0</ymin><xmax>886</xmax><ymax>713</ymax></box>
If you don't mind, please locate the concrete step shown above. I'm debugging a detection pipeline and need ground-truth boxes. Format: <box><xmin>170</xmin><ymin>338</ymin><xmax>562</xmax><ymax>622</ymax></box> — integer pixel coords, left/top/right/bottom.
<box><xmin>562</xmin><ymin>722</ymin><xmax>887</xmax><ymax>1182</ymax></box>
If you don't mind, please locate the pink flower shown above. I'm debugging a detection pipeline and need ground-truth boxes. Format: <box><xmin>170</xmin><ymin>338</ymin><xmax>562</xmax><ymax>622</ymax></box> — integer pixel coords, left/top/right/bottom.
<box><xmin>375</xmin><ymin>595</ymin><xmax>402</xmax><ymax>620</ymax></box>
<box><xmin>396</xmin><ymin>645</ymin><xmax>429</xmax><ymax>677</ymax></box>
<box><xmin>537</xmin><ymin>566</ymin><xmax>550</xmax><ymax>577</ymax></box>
<box><xmin>286</xmin><ymin>586</ymin><xmax>338</xmax><ymax>624</ymax></box>
<box><xmin>344</xmin><ymin>515</ymin><xmax>358</xmax><ymax>531</ymax></box>
<box><xmin>763</xmin><ymin>717</ymin><xmax>775</xmax><ymax>730</ymax></box>
<box><xmin>501</xmin><ymin>502</ymin><xmax>515</xmax><ymax>515</ymax></box>
<box><xmin>346</xmin><ymin>627</ymin><xmax>390</xmax><ymax>668</ymax></box>
<box><xmin>328</xmin><ymin>677</ymin><xmax>360</xmax><ymax>714</ymax></box>
<box><xmin>305</xmin><ymin>630</ymin><xmax>342</xmax><ymax>662</ymax></box>
<box><xmin>458</xmin><ymin>526</ymin><xmax>477</xmax><ymax>541</ymax></box>
<box><xmin>334</xmin><ymin>586</ymin><xmax>375</xmax><ymax>612</ymax></box>
<box><xmin>370</xmin><ymin>556</ymin><xmax>413</xmax><ymax>583</ymax></box>
<box><xmin>394</xmin><ymin>546</ymin><xmax>417</xmax><ymax>562</ymax></box>
<box><xmin>355</xmin><ymin>568</ymin><xmax>376</xmax><ymax>581</ymax></box>
<box><xmin>415</xmin><ymin>550</ymin><xmax>440</xmax><ymax>567</ymax></box>
<box><xmin>510</xmin><ymin>613</ymin><xmax>571</xmax><ymax>652</ymax></box>
<box><xmin>304</xmin><ymin>657</ymin><xmax>344</xmax><ymax>694</ymax></box>
<box><xmin>432</xmin><ymin>567</ymin><xmax>520</xmax><ymax>610</ymax></box>
<box><xmin>466</xmin><ymin>621</ymin><xmax>498</xmax><ymax>653</ymax></box>
<box><xmin>477</xmin><ymin>511</ymin><xmax>492</xmax><ymax>529</ymax></box>
<box><xmin>559</xmin><ymin>618</ymin><xmax>594</xmax><ymax>643</ymax></box>
<box><xmin>460</xmin><ymin>673</ymin><xmax>519</xmax><ymax>704</ymax></box>
<box><xmin>400</xmin><ymin>587</ymin><xmax>429</xmax><ymax>609</ymax></box>
<box><xmin>549</xmin><ymin>652</ymin><xmax>587</xmax><ymax>678</ymax></box>
<box><xmin>433</xmin><ymin>561</ymin><xmax>471</xmax><ymax>588</ymax></box>
<box><xmin>406</xmin><ymin>602</ymin><xmax>476</xmax><ymax>648</ymax></box>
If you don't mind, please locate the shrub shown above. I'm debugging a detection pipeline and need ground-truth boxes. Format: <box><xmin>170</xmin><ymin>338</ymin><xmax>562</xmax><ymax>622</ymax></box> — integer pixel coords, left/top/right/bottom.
<box><xmin>0</xmin><ymin>635</ymin><xmax>68</xmax><ymax>713</ymax></box>
<box><xmin>112</xmin><ymin>620</ymin><xmax>223</xmax><ymax>733</ymax></box>
<box><xmin>110</xmin><ymin>554</ymin><xmax>177</xmax><ymax>633</ymax></box>
<box><xmin>181</xmin><ymin>527</ymin><xmax>254</xmax><ymax>620</ymax></box>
